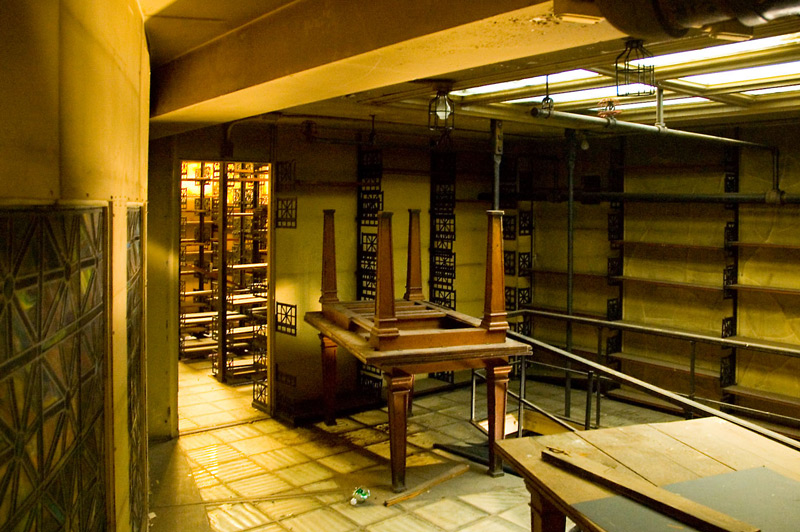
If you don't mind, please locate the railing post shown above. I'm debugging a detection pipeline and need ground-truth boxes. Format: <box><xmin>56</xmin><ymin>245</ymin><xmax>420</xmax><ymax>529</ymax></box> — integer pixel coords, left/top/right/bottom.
<box><xmin>585</xmin><ymin>371</ymin><xmax>594</xmax><ymax>430</ymax></box>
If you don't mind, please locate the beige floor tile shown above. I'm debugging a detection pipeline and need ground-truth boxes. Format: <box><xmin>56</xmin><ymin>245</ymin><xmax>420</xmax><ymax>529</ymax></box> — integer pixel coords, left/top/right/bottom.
<box><xmin>411</xmin><ymin>412</ymin><xmax>461</xmax><ymax>429</ymax></box>
<box><xmin>340</xmin><ymin>428</ymin><xmax>389</xmax><ymax>447</ymax></box>
<box><xmin>207</xmin><ymin>458</ymin><xmax>265</xmax><ymax>484</ymax></box>
<box><xmin>190</xmin><ymin>467</ymin><xmax>221</xmax><ymax>489</ymax></box>
<box><xmin>227</xmin><ymin>407</ymin><xmax>265</xmax><ymax>423</ymax></box>
<box><xmin>206</xmin><ymin>502</ymin><xmax>272</xmax><ymax>532</ymax></box>
<box><xmin>407</xmin><ymin>429</ymin><xmax>458</xmax><ymax>449</ymax></box>
<box><xmin>330</xmin><ymin>500</ymin><xmax>401</xmax><ymax>527</ymax></box>
<box><xmin>256</xmin><ymin>497</ymin><xmax>322</xmax><ymax>521</ymax></box>
<box><xmin>458</xmin><ymin>489</ymin><xmax>529</xmax><ymax>514</ymax></box>
<box><xmin>179</xmin><ymin>432</ymin><xmax>223</xmax><ymax>451</ymax></box>
<box><xmin>314</xmin><ymin>418</ymin><xmax>366</xmax><ymax>434</ymax></box>
<box><xmin>457</xmin><ymin>516</ymin><xmax>528</xmax><ymax>532</ymax></box>
<box><xmin>180</xmin><ymin>392</ymin><xmax>214</xmax><ymax>406</ymax></box>
<box><xmin>405</xmin><ymin>452</ymin><xmax>448</xmax><ymax>467</ymax></box>
<box><xmin>295</xmin><ymin>438</ymin><xmax>351</xmax><ymax>459</ymax></box>
<box><xmin>229</xmin><ymin>434</ymin><xmax>285</xmax><ymax>456</ymax></box>
<box><xmin>498</xmin><ymin>503</ymin><xmax>532</xmax><ymax>529</ymax></box>
<box><xmin>212</xmin><ymin>424</ymin><xmax>266</xmax><ymax>443</ymax></box>
<box><xmin>413</xmin><ymin>498</ymin><xmax>487</xmax><ymax>530</ymax></box>
<box><xmin>188</xmin><ymin>444</ymin><xmax>244</xmax><ymax>467</ymax></box>
<box><xmin>318</xmin><ymin>450</ymin><xmax>378</xmax><ymax>474</ymax></box>
<box><xmin>435</xmin><ymin>422</ymin><xmax>486</xmax><ymax>444</ymax></box>
<box><xmin>215</xmin><ymin>398</ymin><xmax>253</xmax><ymax>411</ymax></box>
<box><xmin>179</xmin><ymin>418</ymin><xmax>200</xmax><ymax>431</ymax></box>
<box><xmin>413</xmin><ymin>395</ymin><xmax>458</xmax><ymax>410</ymax></box>
<box><xmin>274</xmin><ymin>461</ymin><xmax>335</xmax><ymax>487</ymax></box>
<box><xmin>227</xmin><ymin>472</ymin><xmax>293</xmax><ymax>498</ymax></box>
<box><xmin>252</xmin><ymin>418</ymin><xmax>290</xmax><ymax>434</ymax></box>
<box><xmin>199</xmin><ymin>484</ymin><xmax>238</xmax><ymax>502</ymax></box>
<box><xmin>250</xmin><ymin>447</ymin><xmax>310</xmax><ymax>471</ymax></box>
<box><xmin>270</xmin><ymin>427</ymin><xmax>319</xmax><ymax>446</ymax></box>
<box><xmin>363</xmin><ymin>441</ymin><xmax>421</xmax><ymax>460</ymax></box>
<box><xmin>245</xmin><ymin>524</ymin><xmax>286</xmax><ymax>532</ymax></box>
<box><xmin>280</xmin><ymin>507</ymin><xmax>357</xmax><ymax>532</ymax></box>
<box><xmin>366</xmin><ymin>514</ymin><xmax>445</xmax><ymax>532</ymax></box>
<box><xmin>349</xmin><ymin>409</ymin><xmax>389</xmax><ymax>426</ymax></box>
<box><xmin>191</xmin><ymin>411</ymin><xmax>240</xmax><ymax>428</ymax></box>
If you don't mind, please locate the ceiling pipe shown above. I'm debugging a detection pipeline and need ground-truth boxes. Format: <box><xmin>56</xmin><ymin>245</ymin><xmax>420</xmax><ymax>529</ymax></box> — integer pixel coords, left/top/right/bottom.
<box><xmin>595</xmin><ymin>0</ymin><xmax>800</xmax><ymax>40</ymax></box>
<box><xmin>530</xmin><ymin>107</ymin><xmax>770</xmax><ymax>150</ymax></box>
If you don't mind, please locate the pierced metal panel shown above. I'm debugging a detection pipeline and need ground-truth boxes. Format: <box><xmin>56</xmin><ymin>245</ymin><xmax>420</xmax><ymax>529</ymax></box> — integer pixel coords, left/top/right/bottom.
<box><xmin>0</xmin><ymin>207</ymin><xmax>107</xmax><ymax>532</ymax></box>
<box><xmin>275</xmin><ymin>197</ymin><xmax>297</xmax><ymax>228</ymax></box>
<box><xmin>722</xmin><ymin>316</ymin><xmax>736</xmax><ymax>338</ymax></box>
<box><xmin>275</xmin><ymin>302</ymin><xmax>297</xmax><ymax>336</ymax></box>
<box><xmin>127</xmin><ymin>207</ymin><xmax>147</xmax><ymax>532</ymax></box>
<box><xmin>275</xmin><ymin>160</ymin><xmax>296</xmax><ymax>193</ymax></box>
<box><xmin>517</xmin><ymin>316</ymin><xmax>532</xmax><ymax>337</ymax></box>
<box><xmin>606</xmin><ymin>332</ymin><xmax>622</xmax><ymax>355</ymax></box>
<box><xmin>607</xmin><ymin>298</ymin><xmax>622</xmax><ymax>321</ymax></box>
<box><xmin>357</xmin><ymin>190</ymin><xmax>383</xmax><ymax>226</ymax></box>
<box><xmin>518</xmin><ymin>287</ymin><xmax>531</xmax><ymax>307</ymax></box>
<box><xmin>607</xmin><ymin>257</ymin><xmax>623</xmax><ymax>277</ymax></box>
<box><xmin>502</xmin><ymin>215</ymin><xmax>516</xmax><ymax>241</ymax></box>
<box><xmin>428</xmin><ymin>371</ymin><xmax>455</xmax><ymax>384</ymax></box>
<box><xmin>358</xmin><ymin>363</ymin><xmax>383</xmax><ymax>397</ymax></box>
<box><xmin>518</xmin><ymin>252</ymin><xmax>532</xmax><ymax>276</ymax></box>
<box><xmin>432</xmin><ymin>252</ymin><xmax>455</xmax><ymax>279</ymax></box>
<box><xmin>504</xmin><ymin>251</ymin><xmax>516</xmax><ymax>276</ymax></box>
<box><xmin>431</xmin><ymin>184</ymin><xmax>455</xmax><ymax>214</ymax></box>
<box><xmin>720</xmin><ymin>350</ymin><xmax>736</xmax><ymax>387</ymax></box>
<box><xmin>431</xmin><ymin>287</ymin><xmax>456</xmax><ymax>309</ymax></box>
<box><xmin>505</xmin><ymin>286</ymin><xmax>517</xmax><ymax>311</ymax></box>
<box><xmin>608</xmin><ymin>211</ymin><xmax>623</xmax><ymax>242</ymax></box>
<box><xmin>519</xmin><ymin>210</ymin><xmax>533</xmax><ymax>235</ymax></box>
<box><xmin>432</xmin><ymin>215</ymin><xmax>456</xmax><ymax>241</ymax></box>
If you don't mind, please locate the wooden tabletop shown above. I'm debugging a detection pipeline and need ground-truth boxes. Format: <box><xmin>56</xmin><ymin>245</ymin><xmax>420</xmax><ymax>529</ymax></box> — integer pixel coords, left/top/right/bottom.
<box><xmin>495</xmin><ymin>417</ymin><xmax>800</xmax><ymax>532</ymax></box>
<box><xmin>304</xmin><ymin>310</ymin><xmax>530</xmax><ymax>370</ymax></box>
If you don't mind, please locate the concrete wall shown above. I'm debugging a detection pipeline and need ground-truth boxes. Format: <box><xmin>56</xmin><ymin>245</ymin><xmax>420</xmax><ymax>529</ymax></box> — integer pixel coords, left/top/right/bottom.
<box><xmin>0</xmin><ymin>1</ymin><xmax>149</xmax><ymax>530</ymax></box>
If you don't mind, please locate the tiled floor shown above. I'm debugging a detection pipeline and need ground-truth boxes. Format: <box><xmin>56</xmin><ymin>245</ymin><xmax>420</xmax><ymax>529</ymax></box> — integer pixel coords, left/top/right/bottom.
<box><xmin>149</xmin><ymin>360</ymin><xmax>678</xmax><ymax>532</ymax></box>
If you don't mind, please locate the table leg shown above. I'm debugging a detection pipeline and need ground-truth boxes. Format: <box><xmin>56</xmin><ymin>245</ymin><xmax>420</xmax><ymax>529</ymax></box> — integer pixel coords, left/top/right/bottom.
<box><xmin>385</xmin><ymin>369</ymin><xmax>414</xmax><ymax>492</ymax></box>
<box><xmin>486</xmin><ymin>363</ymin><xmax>512</xmax><ymax>477</ymax></box>
<box><xmin>320</xmin><ymin>334</ymin><xmax>337</xmax><ymax>426</ymax></box>
<box><xmin>529</xmin><ymin>488</ymin><xmax>567</xmax><ymax>532</ymax></box>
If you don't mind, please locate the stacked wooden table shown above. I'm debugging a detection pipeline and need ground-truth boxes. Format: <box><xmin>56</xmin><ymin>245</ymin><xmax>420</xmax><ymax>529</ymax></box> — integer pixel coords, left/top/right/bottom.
<box><xmin>305</xmin><ymin>209</ymin><xmax>531</xmax><ymax>491</ymax></box>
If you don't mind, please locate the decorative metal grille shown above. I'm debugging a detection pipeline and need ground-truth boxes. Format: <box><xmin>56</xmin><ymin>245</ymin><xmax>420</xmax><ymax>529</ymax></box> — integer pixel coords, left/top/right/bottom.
<box><xmin>127</xmin><ymin>207</ymin><xmax>147</xmax><ymax>532</ymax></box>
<box><xmin>430</xmin><ymin>150</ymin><xmax>456</xmax><ymax>309</ymax></box>
<box><xmin>720</xmin><ymin>350</ymin><xmax>736</xmax><ymax>388</ymax></box>
<box><xmin>505</xmin><ymin>286</ymin><xmax>517</xmax><ymax>311</ymax></box>
<box><xmin>502</xmin><ymin>215</ymin><xmax>516</xmax><ymax>241</ymax></box>
<box><xmin>518</xmin><ymin>287</ymin><xmax>531</xmax><ymax>307</ymax></box>
<box><xmin>275</xmin><ymin>160</ymin><xmax>296</xmax><ymax>193</ymax></box>
<box><xmin>0</xmin><ymin>207</ymin><xmax>107</xmax><ymax>532</ymax></box>
<box><xmin>519</xmin><ymin>210</ymin><xmax>533</xmax><ymax>235</ymax></box>
<box><xmin>518</xmin><ymin>252</ymin><xmax>532</xmax><ymax>276</ymax></box>
<box><xmin>357</xmin><ymin>148</ymin><xmax>383</xmax><ymax>301</ymax></box>
<box><xmin>276</xmin><ymin>198</ymin><xmax>298</xmax><ymax>228</ymax></box>
<box><xmin>606</xmin><ymin>332</ymin><xmax>622</xmax><ymax>355</ymax></box>
<box><xmin>607</xmin><ymin>298</ymin><xmax>622</xmax><ymax>321</ymax></box>
<box><xmin>722</xmin><ymin>316</ymin><xmax>736</xmax><ymax>338</ymax></box>
<box><xmin>275</xmin><ymin>302</ymin><xmax>297</xmax><ymax>336</ymax></box>
<box><xmin>428</xmin><ymin>371</ymin><xmax>455</xmax><ymax>384</ymax></box>
<box><xmin>504</xmin><ymin>251</ymin><xmax>516</xmax><ymax>276</ymax></box>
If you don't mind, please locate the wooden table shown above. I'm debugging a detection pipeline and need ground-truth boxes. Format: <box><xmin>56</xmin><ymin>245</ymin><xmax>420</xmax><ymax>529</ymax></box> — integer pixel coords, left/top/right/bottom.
<box><xmin>305</xmin><ymin>304</ymin><xmax>530</xmax><ymax>492</ymax></box>
<box><xmin>495</xmin><ymin>417</ymin><xmax>800</xmax><ymax>532</ymax></box>
<box><xmin>306</xmin><ymin>208</ymin><xmax>531</xmax><ymax>492</ymax></box>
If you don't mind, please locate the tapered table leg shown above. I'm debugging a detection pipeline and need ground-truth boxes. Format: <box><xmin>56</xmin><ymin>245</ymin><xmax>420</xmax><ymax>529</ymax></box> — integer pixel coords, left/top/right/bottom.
<box><xmin>320</xmin><ymin>334</ymin><xmax>337</xmax><ymax>426</ymax></box>
<box><xmin>385</xmin><ymin>369</ymin><xmax>414</xmax><ymax>492</ymax></box>
<box><xmin>486</xmin><ymin>363</ymin><xmax>512</xmax><ymax>476</ymax></box>
<box><xmin>529</xmin><ymin>488</ymin><xmax>567</xmax><ymax>532</ymax></box>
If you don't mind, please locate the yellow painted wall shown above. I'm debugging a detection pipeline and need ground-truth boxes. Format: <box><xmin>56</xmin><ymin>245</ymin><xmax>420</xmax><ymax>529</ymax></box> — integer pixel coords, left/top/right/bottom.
<box><xmin>0</xmin><ymin>1</ymin><xmax>149</xmax><ymax>530</ymax></box>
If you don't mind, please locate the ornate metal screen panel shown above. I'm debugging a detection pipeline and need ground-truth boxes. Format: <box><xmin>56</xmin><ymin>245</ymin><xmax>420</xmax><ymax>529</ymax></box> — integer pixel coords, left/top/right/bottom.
<box><xmin>127</xmin><ymin>207</ymin><xmax>147</xmax><ymax>532</ymax></box>
<box><xmin>0</xmin><ymin>207</ymin><xmax>107</xmax><ymax>532</ymax></box>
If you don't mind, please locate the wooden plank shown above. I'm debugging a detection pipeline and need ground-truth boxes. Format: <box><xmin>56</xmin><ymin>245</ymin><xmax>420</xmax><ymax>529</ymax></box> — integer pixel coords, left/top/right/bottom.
<box><xmin>383</xmin><ymin>463</ymin><xmax>469</xmax><ymax>507</ymax></box>
<box><xmin>651</xmin><ymin>417</ymin><xmax>800</xmax><ymax>478</ymax></box>
<box><xmin>541</xmin><ymin>449</ymin><xmax>760</xmax><ymax>532</ymax></box>
<box><xmin>577</xmin><ymin>424</ymin><xmax>733</xmax><ymax>486</ymax></box>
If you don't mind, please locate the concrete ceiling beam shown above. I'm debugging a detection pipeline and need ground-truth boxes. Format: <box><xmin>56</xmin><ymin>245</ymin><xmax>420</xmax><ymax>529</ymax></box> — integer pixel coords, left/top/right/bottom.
<box><xmin>150</xmin><ymin>0</ymin><xmax>625</xmax><ymax>130</ymax></box>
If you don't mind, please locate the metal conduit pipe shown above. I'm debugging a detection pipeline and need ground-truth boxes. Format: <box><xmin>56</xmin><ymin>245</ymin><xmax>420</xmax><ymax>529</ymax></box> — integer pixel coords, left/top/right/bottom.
<box><xmin>530</xmin><ymin>108</ymin><xmax>771</xmax><ymax>150</ymax></box>
<box><xmin>530</xmin><ymin>107</ymin><xmax>786</xmax><ymax>203</ymax></box>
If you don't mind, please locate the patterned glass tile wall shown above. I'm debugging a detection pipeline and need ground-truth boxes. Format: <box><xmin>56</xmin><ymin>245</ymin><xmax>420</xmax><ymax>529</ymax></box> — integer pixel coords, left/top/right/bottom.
<box><xmin>0</xmin><ymin>208</ymin><xmax>107</xmax><ymax>532</ymax></box>
<box><xmin>127</xmin><ymin>207</ymin><xmax>147</xmax><ymax>531</ymax></box>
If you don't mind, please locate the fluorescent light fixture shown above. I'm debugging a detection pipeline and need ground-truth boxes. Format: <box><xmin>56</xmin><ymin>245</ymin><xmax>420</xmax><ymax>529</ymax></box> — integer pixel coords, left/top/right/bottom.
<box><xmin>744</xmin><ymin>84</ymin><xmax>800</xmax><ymax>95</ymax></box>
<box><xmin>680</xmin><ymin>60</ymin><xmax>800</xmax><ymax>86</ymax></box>
<box><xmin>590</xmin><ymin>96</ymin><xmax>709</xmax><ymax>111</ymax></box>
<box><xmin>451</xmin><ymin>69</ymin><xmax>600</xmax><ymax>97</ymax></box>
<box><xmin>637</xmin><ymin>32</ymin><xmax>800</xmax><ymax>68</ymax></box>
<box><xmin>507</xmin><ymin>84</ymin><xmax>652</xmax><ymax>104</ymax></box>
